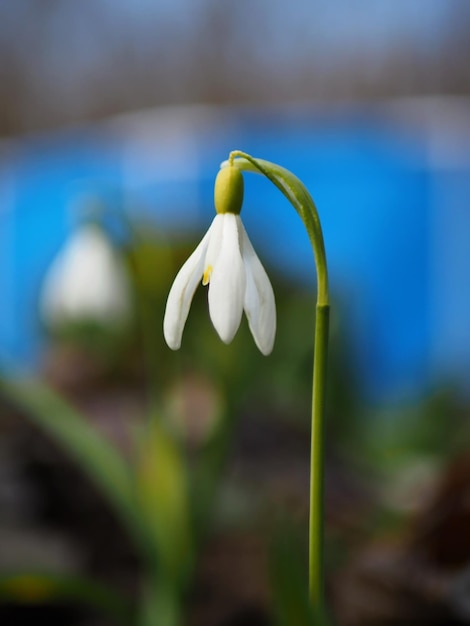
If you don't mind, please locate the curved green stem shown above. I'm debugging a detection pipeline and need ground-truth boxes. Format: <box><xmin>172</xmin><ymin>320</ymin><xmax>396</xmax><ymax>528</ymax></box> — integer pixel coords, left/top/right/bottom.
<box><xmin>224</xmin><ymin>151</ymin><xmax>330</xmax><ymax>614</ymax></box>
<box><xmin>227</xmin><ymin>151</ymin><xmax>329</xmax><ymax>305</ymax></box>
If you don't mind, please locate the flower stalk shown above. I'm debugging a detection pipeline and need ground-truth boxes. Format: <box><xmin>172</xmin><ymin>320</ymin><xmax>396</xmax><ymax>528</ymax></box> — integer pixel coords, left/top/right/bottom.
<box><xmin>226</xmin><ymin>151</ymin><xmax>330</xmax><ymax>615</ymax></box>
<box><xmin>164</xmin><ymin>149</ymin><xmax>330</xmax><ymax>615</ymax></box>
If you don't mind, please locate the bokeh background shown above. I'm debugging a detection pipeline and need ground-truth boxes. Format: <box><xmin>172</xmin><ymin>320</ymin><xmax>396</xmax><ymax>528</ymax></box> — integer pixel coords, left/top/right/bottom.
<box><xmin>1</xmin><ymin>2</ymin><xmax>470</xmax><ymax>625</ymax></box>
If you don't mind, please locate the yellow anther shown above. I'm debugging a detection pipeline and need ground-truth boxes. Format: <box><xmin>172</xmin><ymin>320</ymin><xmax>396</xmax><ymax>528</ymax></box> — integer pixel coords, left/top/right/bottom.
<box><xmin>202</xmin><ymin>265</ymin><xmax>213</xmax><ymax>285</ymax></box>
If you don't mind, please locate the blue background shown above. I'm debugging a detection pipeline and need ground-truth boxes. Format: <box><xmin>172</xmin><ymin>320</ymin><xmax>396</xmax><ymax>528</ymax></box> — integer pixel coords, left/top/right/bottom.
<box><xmin>0</xmin><ymin>102</ymin><xmax>469</xmax><ymax>404</ymax></box>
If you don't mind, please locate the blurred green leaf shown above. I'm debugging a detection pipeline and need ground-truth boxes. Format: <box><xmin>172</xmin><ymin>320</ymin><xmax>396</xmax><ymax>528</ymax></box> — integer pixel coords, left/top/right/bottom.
<box><xmin>137</xmin><ymin>580</ymin><xmax>182</xmax><ymax>626</ymax></box>
<box><xmin>0</xmin><ymin>572</ymin><xmax>133</xmax><ymax>625</ymax></box>
<box><xmin>134</xmin><ymin>415</ymin><xmax>193</xmax><ymax>585</ymax></box>
<box><xmin>0</xmin><ymin>376</ymin><xmax>141</xmax><ymax>543</ymax></box>
<box><xmin>358</xmin><ymin>388</ymin><xmax>468</xmax><ymax>472</ymax></box>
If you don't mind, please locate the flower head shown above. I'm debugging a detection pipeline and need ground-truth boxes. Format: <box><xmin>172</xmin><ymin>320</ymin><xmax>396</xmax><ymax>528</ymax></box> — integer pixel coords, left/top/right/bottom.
<box><xmin>40</xmin><ymin>224</ymin><xmax>131</xmax><ymax>329</ymax></box>
<box><xmin>164</xmin><ymin>166</ymin><xmax>276</xmax><ymax>355</ymax></box>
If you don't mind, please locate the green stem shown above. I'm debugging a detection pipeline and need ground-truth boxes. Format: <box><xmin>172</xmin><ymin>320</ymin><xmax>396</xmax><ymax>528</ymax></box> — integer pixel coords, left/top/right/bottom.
<box><xmin>309</xmin><ymin>303</ymin><xmax>329</xmax><ymax>612</ymax></box>
<box><xmin>224</xmin><ymin>151</ymin><xmax>330</xmax><ymax>613</ymax></box>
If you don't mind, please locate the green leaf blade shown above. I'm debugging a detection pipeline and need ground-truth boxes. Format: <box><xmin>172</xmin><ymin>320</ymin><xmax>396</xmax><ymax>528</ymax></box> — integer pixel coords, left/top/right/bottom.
<box><xmin>0</xmin><ymin>376</ymin><xmax>139</xmax><ymax>542</ymax></box>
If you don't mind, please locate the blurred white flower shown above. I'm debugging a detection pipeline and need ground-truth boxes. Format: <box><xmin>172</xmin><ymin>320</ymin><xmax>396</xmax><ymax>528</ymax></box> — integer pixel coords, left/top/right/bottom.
<box><xmin>163</xmin><ymin>212</ymin><xmax>276</xmax><ymax>355</ymax></box>
<box><xmin>40</xmin><ymin>224</ymin><xmax>131</xmax><ymax>328</ymax></box>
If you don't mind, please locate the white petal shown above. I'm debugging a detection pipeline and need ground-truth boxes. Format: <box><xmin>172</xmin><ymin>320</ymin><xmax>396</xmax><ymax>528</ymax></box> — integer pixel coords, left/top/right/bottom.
<box><xmin>240</xmin><ymin>222</ymin><xmax>276</xmax><ymax>355</ymax></box>
<box><xmin>163</xmin><ymin>223</ymin><xmax>214</xmax><ymax>350</ymax></box>
<box><xmin>202</xmin><ymin>214</ymin><xmax>224</xmax><ymax>284</ymax></box>
<box><xmin>208</xmin><ymin>214</ymin><xmax>245</xmax><ymax>344</ymax></box>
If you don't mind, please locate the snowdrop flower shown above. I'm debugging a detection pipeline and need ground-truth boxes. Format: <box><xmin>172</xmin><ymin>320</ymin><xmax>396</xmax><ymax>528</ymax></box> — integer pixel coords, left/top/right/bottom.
<box><xmin>164</xmin><ymin>166</ymin><xmax>276</xmax><ymax>355</ymax></box>
<box><xmin>40</xmin><ymin>223</ymin><xmax>131</xmax><ymax>328</ymax></box>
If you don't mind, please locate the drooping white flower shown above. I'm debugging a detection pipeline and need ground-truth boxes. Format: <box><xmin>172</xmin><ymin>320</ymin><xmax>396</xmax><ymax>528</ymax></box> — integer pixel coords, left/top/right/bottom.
<box><xmin>163</xmin><ymin>166</ymin><xmax>276</xmax><ymax>355</ymax></box>
<box><xmin>40</xmin><ymin>224</ymin><xmax>131</xmax><ymax>328</ymax></box>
